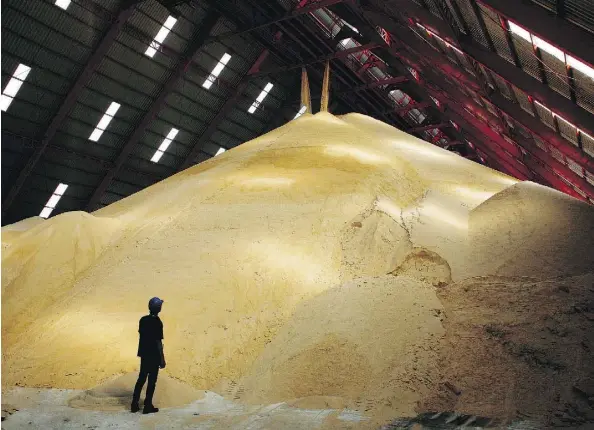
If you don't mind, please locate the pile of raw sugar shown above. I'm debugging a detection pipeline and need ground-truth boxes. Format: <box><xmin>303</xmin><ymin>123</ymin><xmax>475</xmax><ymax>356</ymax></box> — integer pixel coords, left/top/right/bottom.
<box><xmin>3</xmin><ymin>112</ymin><xmax>593</xmax><ymax>427</ymax></box>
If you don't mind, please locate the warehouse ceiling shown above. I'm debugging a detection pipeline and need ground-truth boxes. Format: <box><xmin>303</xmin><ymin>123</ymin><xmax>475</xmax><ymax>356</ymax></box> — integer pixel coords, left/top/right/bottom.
<box><xmin>2</xmin><ymin>0</ymin><xmax>593</xmax><ymax>225</ymax></box>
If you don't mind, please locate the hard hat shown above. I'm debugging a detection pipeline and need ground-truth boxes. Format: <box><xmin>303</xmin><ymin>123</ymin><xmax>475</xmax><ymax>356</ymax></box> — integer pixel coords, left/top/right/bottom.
<box><xmin>148</xmin><ymin>297</ymin><xmax>164</xmax><ymax>310</ymax></box>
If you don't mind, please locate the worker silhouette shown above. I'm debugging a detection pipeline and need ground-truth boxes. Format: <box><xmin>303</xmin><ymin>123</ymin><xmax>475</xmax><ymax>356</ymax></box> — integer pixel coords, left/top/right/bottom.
<box><xmin>131</xmin><ymin>297</ymin><xmax>166</xmax><ymax>414</ymax></box>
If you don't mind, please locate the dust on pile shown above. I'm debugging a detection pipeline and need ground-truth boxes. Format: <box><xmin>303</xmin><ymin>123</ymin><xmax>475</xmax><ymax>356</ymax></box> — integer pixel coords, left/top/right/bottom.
<box><xmin>226</xmin><ymin>275</ymin><xmax>445</xmax><ymax>428</ymax></box>
<box><xmin>421</xmin><ymin>273</ymin><xmax>594</xmax><ymax>427</ymax></box>
<box><xmin>2</xmin><ymin>112</ymin><xmax>594</xmax><ymax>428</ymax></box>
<box><xmin>68</xmin><ymin>373</ymin><xmax>204</xmax><ymax>411</ymax></box>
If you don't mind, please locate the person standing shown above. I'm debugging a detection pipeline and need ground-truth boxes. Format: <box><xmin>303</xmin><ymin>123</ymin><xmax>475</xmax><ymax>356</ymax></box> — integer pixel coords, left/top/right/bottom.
<box><xmin>131</xmin><ymin>297</ymin><xmax>166</xmax><ymax>414</ymax></box>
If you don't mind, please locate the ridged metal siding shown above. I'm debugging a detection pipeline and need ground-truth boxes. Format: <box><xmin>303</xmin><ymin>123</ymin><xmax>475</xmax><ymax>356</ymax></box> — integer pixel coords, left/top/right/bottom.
<box><xmin>540</xmin><ymin>51</ymin><xmax>571</xmax><ymax>99</ymax></box>
<box><xmin>453</xmin><ymin>0</ymin><xmax>490</xmax><ymax>48</ymax></box>
<box><xmin>530</xmin><ymin>0</ymin><xmax>556</xmax><ymax>12</ymax></box>
<box><xmin>491</xmin><ymin>73</ymin><xmax>514</xmax><ymax>100</ymax></box>
<box><xmin>478</xmin><ymin>4</ymin><xmax>514</xmax><ymax>64</ymax></box>
<box><xmin>511</xmin><ymin>85</ymin><xmax>535</xmax><ymax>115</ymax></box>
<box><xmin>566</xmin><ymin>0</ymin><xmax>594</xmax><ymax>33</ymax></box>
<box><xmin>532</xmin><ymin>133</ymin><xmax>549</xmax><ymax>151</ymax></box>
<box><xmin>534</xmin><ymin>102</ymin><xmax>556</xmax><ymax>129</ymax></box>
<box><xmin>573</xmin><ymin>68</ymin><xmax>594</xmax><ymax>115</ymax></box>
<box><xmin>581</xmin><ymin>132</ymin><xmax>594</xmax><ymax>157</ymax></box>
<box><xmin>555</xmin><ymin>115</ymin><xmax>579</xmax><ymax>146</ymax></box>
<box><xmin>511</xmin><ymin>36</ymin><xmax>543</xmax><ymax>81</ymax></box>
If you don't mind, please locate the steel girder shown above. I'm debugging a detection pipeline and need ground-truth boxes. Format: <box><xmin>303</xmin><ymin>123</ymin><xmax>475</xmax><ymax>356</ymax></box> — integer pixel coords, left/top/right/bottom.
<box><xmin>85</xmin><ymin>8</ymin><xmax>222</xmax><ymax>211</ymax></box>
<box><xmin>2</xmin><ymin>0</ymin><xmax>140</xmax><ymax>214</ymax></box>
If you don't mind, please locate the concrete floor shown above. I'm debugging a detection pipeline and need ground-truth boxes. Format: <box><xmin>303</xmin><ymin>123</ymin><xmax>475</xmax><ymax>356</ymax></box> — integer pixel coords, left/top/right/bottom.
<box><xmin>1</xmin><ymin>387</ymin><xmax>550</xmax><ymax>429</ymax></box>
<box><xmin>1</xmin><ymin>387</ymin><xmax>367</xmax><ymax>430</ymax></box>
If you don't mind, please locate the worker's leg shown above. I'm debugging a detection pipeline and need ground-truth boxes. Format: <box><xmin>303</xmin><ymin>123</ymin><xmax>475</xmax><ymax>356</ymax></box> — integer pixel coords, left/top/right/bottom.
<box><xmin>131</xmin><ymin>358</ymin><xmax>149</xmax><ymax>409</ymax></box>
<box><xmin>144</xmin><ymin>359</ymin><xmax>160</xmax><ymax>409</ymax></box>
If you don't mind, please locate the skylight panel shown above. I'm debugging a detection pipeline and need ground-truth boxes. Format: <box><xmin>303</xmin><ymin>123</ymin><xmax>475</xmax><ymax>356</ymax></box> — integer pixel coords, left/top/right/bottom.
<box><xmin>151</xmin><ymin>127</ymin><xmax>179</xmax><ymax>163</ymax></box>
<box><xmin>339</xmin><ymin>38</ymin><xmax>356</xmax><ymax>49</ymax></box>
<box><xmin>248</xmin><ymin>82</ymin><xmax>273</xmax><ymax>114</ymax></box>
<box><xmin>215</xmin><ymin>147</ymin><xmax>226</xmax><ymax>156</ymax></box>
<box><xmin>1</xmin><ymin>64</ymin><xmax>31</xmax><ymax>112</ymax></box>
<box><xmin>89</xmin><ymin>101</ymin><xmax>120</xmax><ymax>142</ymax></box>
<box><xmin>567</xmin><ymin>56</ymin><xmax>594</xmax><ymax>79</ymax></box>
<box><xmin>203</xmin><ymin>53</ymin><xmax>232</xmax><ymax>89</ymax></box>
<box><xmin>341</xmin><ymin>19</ymin><xmax>359</xmax><ymax>34</ymax></box>
<box><xmin>39</xmin><ymin>183</ymin><xmax>68</xmax><ymax>219</ymax></box>
<box><xmin>534</xmin><ymin>100</ymin><xmax>552</xmax><ymax>113</ymax></box>
<box><xmin>508</xmin><ymin>21</ymin><xmax>532</xmax><ymax>43</ymax></box>
<box><xmin>532</xmin><ymin>36</ymin><xmax>565</xmax><ymax>62</ymax></box>
<box><xmin>294</xmin><ymin>106</ymin><xmax>307</xmax><ymax>119</ymax></box>
<box><xmin>145</xmin><ymin>16</ymin><xmax>177</xmax><ymax>58</ymax></box>
<box><xmin>55</xmin><ymin>0</ymin><xmax>70</xmax><ymax>9</ymax></box>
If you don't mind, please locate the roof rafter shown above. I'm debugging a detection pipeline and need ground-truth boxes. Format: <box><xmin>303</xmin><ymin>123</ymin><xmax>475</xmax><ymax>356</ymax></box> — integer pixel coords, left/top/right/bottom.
<box><xmin>2</xmin><ymin>0</ymin><xmax>140</xmax><ymax>214</ymax></box>
<box><xmin>85</xmin><ymin>8</ymin><xmax>222</xmax><ymax>211</ymax></box>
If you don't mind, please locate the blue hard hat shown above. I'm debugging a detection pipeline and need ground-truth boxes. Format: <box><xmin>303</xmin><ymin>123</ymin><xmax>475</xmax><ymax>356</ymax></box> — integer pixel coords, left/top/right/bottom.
<box><xmin>148</xmin><ymin>297</ymin><xmax>164</xmax><ymax>309</ymax></box>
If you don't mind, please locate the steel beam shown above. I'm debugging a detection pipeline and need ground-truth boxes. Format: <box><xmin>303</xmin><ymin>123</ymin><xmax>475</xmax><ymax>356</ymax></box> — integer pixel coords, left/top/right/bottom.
<box><xmin>369</xmin><ymin>0</ymin><xmax>594</xmax><ymax>136</ymax></box>
<box><xmin>178</xmin><ymin>47</ymin><xmax>272</xmax><ymax>171</ymax></box>
<box><xmin>409</xmin><ymin>122</ymin><xmax>449</xmax><ymax>133</ymax></box>
<box><xmin>477</xmin><ymin>0</ymin><xmax>594</xmax><ymax>67</ymax></box>
<box><xmin>249</xmin><ymin>43</ymin><xmax>381</xmax><ymax>77</ymax></box>
<box><xmin>415</xmin><ymin>45</ymin><xmax>594</xmax><ymax>197</ymax></box>
<box><xmin>337</xmin><ymin>3</ymin><xmax>465</xmax><ymax>139</ymax></box>
<box><xmin>383</xmin><ymin>101</ymin><xmax>432</xmax><ymax>115</ymax></box>
<box><xmin>447</xmin><ymin>92</ymin><xmax>594</xmax><ymax>197</ymax></box>
<box><xmin>385</xmin><ymin>12</ymin><xmax>594</xmax><ymax>171</ymax></box>
<box><xmin>2</xmin><ymin>1</ymin><xmax>138</xmax><ymax>214</ymax></box>
<box><xmin>85</xmin><ymin>9</ymin><xmax>221</xmax><ymax>211</ymax></box>
<box><xmin>487</xmin><ymin>92</ymin><xmax>594</xmax><ymax>170</ymax></box>
<box><xmin>205</xmin><ymin>0</ymin><xmax>346</xmax><ymax>43</ymax></box>
<box><xmin>271</xmin><ymin>15</ymin><xmax>404</xmax><ymax>128</ymax></box>
<box><xmin>349</xmin><ymin>76</ymin><xmax>408</xmax><ymax>91</ymax></box>
<box><xmin>204</xmin><ymin>0</ymin><xmax>398</xmax><ymax>155</ymax></box>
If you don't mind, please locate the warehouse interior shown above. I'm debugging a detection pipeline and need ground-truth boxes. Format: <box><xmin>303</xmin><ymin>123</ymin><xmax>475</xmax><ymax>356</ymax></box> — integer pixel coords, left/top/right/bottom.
<box><xmin>2</xmin><ymin>0</ymin><xmax>593</xmax><ymax>224</ymax></box>
<box><xmin>2</xmin><ymin>0</ymin><xmax>594</xmax><ymax>429</ymax></box>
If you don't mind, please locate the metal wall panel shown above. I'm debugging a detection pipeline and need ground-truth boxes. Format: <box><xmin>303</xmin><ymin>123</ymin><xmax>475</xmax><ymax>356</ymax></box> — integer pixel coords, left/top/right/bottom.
<box><xmin>566</xmin><ymin>0</ymin><xmax>594</xmax><ymax>34</ymax></box>
<box><xmin>511</xmin><ymin>85</ymin><xmax>535</xmax><ymax>115</ymax></box>
<box><xmin>566</xmin><ymin>156</ymin><xmax>584</xmax><ymax>176</ymax></box>
<box><xmin>529</xmin><ymin>0</ymin><xmax>556</xmax><ymax>12</ymax></box>
<box><xmin>586</xmin><ymin>169</ymin><xmax>594</xmax><ymax>186</ymax></box>
<box><xmin>573</xmin><ymin>68</ymin><xmax>594</xmax><ymax>115</ymax></box>
<box><xmin>453</xmin><ymin>0</ymin><xmax>490</xmax><ymax>48</ymax></box>
<box><xmin>550</xmin><ymin>145</ymin><xmax>565</xmax><ymax>163</ymax></box>
<box><xmin>534</xmin><ymin>102</ymin><xmax>556</xmax><ymax>129</ymax></box>
<box><xmin>492</xmin><ymin>73</ymin><xmax>514</xmax><ymax>99</ymax></box>
<box><xmin>556</xmin><ymin>115</ymin><xmax>579</xmax><ymax>146</ymax></box>
<box><xmin>541</xmin><ymin>51</ymin><xmax>571</xmax><ymax>99</ymax></box>
<box><xmin>512</xmin><ymin>36</ymin><xmax>542</xmax><ymax>81</ymax></box>
<box><xmin>581</xmin><ymin>131</ymin><xmax>594</xmax><ymax>157</ymax></box>
<box><xmin>532</xmin><ymin>133</ymin><xmax>549</xmax><ymax>151</ymax></box>
<box><xmin>478</xmin><ymin>4</ymin><xmax>514</xmax><ymax>64</ymax></box>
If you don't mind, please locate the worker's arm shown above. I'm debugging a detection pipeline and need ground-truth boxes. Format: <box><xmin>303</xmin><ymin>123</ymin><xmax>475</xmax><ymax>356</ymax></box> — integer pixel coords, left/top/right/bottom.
<box><xmin>158</xmin><ymin>340</ymin><xmax>166</xmax><ymax>368</ymax></box>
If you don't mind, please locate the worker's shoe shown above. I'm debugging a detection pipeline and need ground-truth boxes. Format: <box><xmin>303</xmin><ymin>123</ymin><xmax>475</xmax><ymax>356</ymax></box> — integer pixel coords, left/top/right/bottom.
<box><xmin>142</xmin><ymin>405</ymin><xmax>159</xmax><ymax>414</ymax></box>
<box><xmin>130</xmin><ymin>402</ymin><xmax>140</xmax><ymax>413</ymax></box>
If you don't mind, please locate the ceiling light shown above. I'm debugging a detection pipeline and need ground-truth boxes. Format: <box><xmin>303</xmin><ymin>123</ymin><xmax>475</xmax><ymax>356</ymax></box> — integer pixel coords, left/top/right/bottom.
<box><xmin>89</xmin><ymin>101</ymin><xmax>120</xmax><ymax>142</ymax></box>
<box><xmin>532</xmin><ymin>36</ymin><xmax>565</xmax><ymax>62</ymax></box>
<box><xmin>55</xmin><ymin>0</ymin><xmax>70</xmax><ymax>9</ymax></box>
<box><xmin>203</xmin><ymin>53</ymin><xmax>232</xmax><ymax>89</ymax></box>
<box><xmin>151</xmin><ymin>127</ymin><xmax>179</xmax><ymax>163</ymax></box>
<box><xmin>294</xmin><ymin>106</ymin><xmax>307</xmax><ymax>119</ymax></box>
<box><xmin>1</xmin><ymin>64</ymin><xmax>31</xmax><ymax>112</ymax></box>
<box><xmin>567</xmin><ymin>56</ymin><xmax>594</xmax><ymax>79</ymax></box>
<box><xmin>145</xmin><ymin>16</ymin><xmax>177</xmax><ymax>58</ymax></box>
<box><xmin>508</xmin><ymin>21</ymin><xmax>531</xmax><ymax>43</ymax></box>
<box><xmin>248</xmin><ymin>82</ymin><xmax>273</xmax><ymax>114</ymax></box>
<box><xmin>39</xmin><ymin>183</ymin><xmax>68</xmax><ymax>219</ymax></box>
